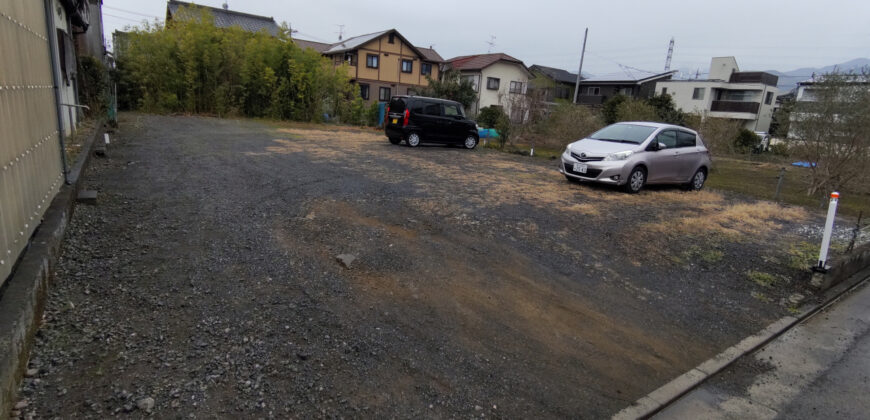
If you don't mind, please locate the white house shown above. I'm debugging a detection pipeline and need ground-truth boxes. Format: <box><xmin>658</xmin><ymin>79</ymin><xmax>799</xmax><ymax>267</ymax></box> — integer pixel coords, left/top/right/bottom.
<box><xmin>445</xmin><ymin>53</ymin><xmax>532</xmax><ymax>121</ymax></box>
<box><xmin>655</xmin><ymin>57</ymin><xmax>779</xmax><ymax>133</ymax></box>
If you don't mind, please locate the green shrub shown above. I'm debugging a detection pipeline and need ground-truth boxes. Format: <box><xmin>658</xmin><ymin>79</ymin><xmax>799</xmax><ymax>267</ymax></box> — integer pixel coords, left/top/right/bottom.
<box><xmin>734</xmin><ymin>128</ymin><xmax>760</xmax><ymax>154</ymax></box>
<box><xmin>116</xmin><ymin>5</ymin><xmax>354</xmax><ymax>122</ymax></box>
<box><xmin>769</xmin><ymin>142</ymin><xmax>789</xmax><ymax>156</ymax></box>
<box><xmin>601</xmin><ymin>94</ymin><xmax>627</xmax><ymax>124</ymax></box>
<box><xmin>495</xmin><ymin>114</ymin><xmax>511</xmax><ymax>148</ymax></box>
<box><xmin>477</xmin><ymin>106</ymin><xmax>505</xmax><ymax>128</ymax></box>
<box><xmin>76</xmin><ymin>55</ymin><xmax>107</xmax><ymax>116</ymax></box>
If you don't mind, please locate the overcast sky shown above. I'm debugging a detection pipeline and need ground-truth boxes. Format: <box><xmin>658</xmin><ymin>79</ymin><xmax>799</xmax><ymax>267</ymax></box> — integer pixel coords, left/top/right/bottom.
<box><xmin>102</xmin><ymin>0</ymin><xmax>869</xmax><ymax>77</ymax></box>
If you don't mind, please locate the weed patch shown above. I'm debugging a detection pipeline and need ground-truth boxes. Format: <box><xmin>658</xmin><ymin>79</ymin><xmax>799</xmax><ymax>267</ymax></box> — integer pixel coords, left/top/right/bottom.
<box><xmin>747</xmin><ymin>270</ymin><xmax>778</xmax><ymax>288</ymax></box>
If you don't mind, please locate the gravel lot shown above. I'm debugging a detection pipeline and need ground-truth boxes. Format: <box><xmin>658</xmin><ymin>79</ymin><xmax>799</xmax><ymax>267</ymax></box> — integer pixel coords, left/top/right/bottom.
<box><xmin>13</xmin><ymin>113</ymin><xmax>822</xmax><ymax>418</ymax></box>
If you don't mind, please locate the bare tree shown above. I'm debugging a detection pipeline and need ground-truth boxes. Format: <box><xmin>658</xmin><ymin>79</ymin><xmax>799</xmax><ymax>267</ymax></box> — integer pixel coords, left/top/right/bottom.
<box><xmin>788</xmin><ymin>69</ymin><xmax>870</xmax><ymax>195</ymax></box>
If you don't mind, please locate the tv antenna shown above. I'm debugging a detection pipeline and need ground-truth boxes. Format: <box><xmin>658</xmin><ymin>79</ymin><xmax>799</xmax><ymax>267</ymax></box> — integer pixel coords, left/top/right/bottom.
<box><xmin>486</xmin><ymin>35</ymin><xmax>496</xmax><ymax>53</ymax></box>
<box><xmin>336</xmin><ymin>24</ymin><xmax>345</xmax><ymax>41</ymax></box>
<box><xmin>664</xmin><ymin>37</ymin><xmax>674</xmax><ymax>71</ymax></box>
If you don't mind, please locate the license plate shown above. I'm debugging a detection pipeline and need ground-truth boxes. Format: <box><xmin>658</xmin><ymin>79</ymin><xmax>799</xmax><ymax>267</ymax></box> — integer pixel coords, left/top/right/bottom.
<box><xmin>392</xmin><ymin>118</ymin><xmax>398</xmax><ymax>124</ymax></box>
<box><xmin>573</xmin><ymin>163</ymin><xmax>588</xmax><ymax>174</ymax></box>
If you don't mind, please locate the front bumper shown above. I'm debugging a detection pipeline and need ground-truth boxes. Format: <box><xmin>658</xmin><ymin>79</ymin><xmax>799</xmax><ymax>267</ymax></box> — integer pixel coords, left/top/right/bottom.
<box><xmin>559</xmin><ymin>152</ymin><xmax>630</xmax><ymax>185</ymax></box>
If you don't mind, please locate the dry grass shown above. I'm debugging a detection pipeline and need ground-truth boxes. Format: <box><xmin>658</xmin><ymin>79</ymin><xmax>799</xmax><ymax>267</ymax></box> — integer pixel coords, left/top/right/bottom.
<box><xmin>644</xmin><ymin>200</ymin><xmax>808</xmax><ymax>238</ymax></box>
<box><xmin>258</xmin><ymin>126</ymin><xmax>808</xmax><ymax>245</ymax></box>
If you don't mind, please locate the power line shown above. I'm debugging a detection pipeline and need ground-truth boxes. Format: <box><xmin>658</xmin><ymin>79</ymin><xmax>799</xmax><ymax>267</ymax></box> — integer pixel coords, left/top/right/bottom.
<box><xmin>103</xmin><ymin>5</ymin><xmax>160</xmax><ymax>19</ymax></box>
<box><xmin>103</xmin><ymin>13</ymin><xmax>150</xmax><ymax>23</ymax></box>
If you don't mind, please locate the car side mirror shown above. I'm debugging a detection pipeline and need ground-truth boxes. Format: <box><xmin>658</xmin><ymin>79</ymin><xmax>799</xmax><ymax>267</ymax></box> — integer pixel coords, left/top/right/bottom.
<box><xmin>647</xmin><ymin>142</ymin><xmax>660</xmax><ymax>151</ymax></box>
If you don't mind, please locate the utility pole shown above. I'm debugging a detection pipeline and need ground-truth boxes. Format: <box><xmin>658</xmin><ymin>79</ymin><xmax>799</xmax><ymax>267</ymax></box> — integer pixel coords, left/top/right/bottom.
<box><xmin>486</xmin><ymin>35</ymin><xmax>496</xmax><ymax>53</ymax></box>
<box><xmin>572</xmin><ymin>28</ymin><xmax>588</xmax><ymax>104</ymax></box>
<box><xmin>664</xmin><ymin>37</ymin><xmax>674</xmax><ymax>71</ymax></box>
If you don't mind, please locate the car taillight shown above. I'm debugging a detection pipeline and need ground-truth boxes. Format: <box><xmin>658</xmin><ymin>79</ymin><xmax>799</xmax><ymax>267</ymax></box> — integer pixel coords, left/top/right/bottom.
<box><xmin>403</xmin><ymin>109</ymin><xmax>409</xmax><ymax>127</ymax></box>
<box><xmin>385</xmin><ymin>106</ymin><xmax>390</xmax><ymax>125</ymax></box>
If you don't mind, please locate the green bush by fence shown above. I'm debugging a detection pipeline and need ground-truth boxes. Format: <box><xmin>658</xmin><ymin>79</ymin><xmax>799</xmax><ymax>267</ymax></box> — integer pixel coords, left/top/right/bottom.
<box><xmin>116</xmin><ymin>7</ymin><xmax>357</xmax><ymax>123</ymax></box>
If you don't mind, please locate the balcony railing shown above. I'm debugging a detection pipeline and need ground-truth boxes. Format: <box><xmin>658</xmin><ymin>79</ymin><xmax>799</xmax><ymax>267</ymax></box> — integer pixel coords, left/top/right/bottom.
<box><xmin>710</xmin><ymin>100</ymin><xmax>760</xmax><ymax>114</ymax></box>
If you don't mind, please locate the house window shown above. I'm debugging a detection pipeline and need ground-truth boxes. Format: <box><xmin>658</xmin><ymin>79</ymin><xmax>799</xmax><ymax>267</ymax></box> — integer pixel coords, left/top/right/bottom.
<box><xmin>462</xmin><ymin>75</ymin><xmax>479</xmax><ymax>92</ymax></box>
<box><xmin>692</xmin><ymin>87</ymin><xmax>705</xmax><ymax>100</ymax></box>
<box><xmin>619</xmin><ymin>87</ymin><xmax>632</xmax><ymax>96</ymax></box>
<box><xmin>401</xmin><ymin>59</ymin><xmax>413</xmax><ymax>73</ymax></box>
<box><xmin>509</xmin><ymin>81</ymin><xmax>524</xmax><ymax>94</ymax></box>
<box><xmin>586</xmin><ymin>86</ymin><xmax>600</xmax><ymax>96</ymax></box>
<box><xmin>379</xmin><ymin>87</ymin><xmax>391</xmax><ymax>101</ymax></box>
<box><xmin>765</xmin><ymin>91</ymin><xmax>774</xmax><ymax>105</ymax></box>
<box><xmin>661</xmin><ymin>87</ymin><xmax>668</xmax><ymax>95</ymax></box>
<box><xmin>359</xmin><ymin>84</ymin><xmax>369</xmax><ymax>100</ymax></box>
<box><xmin>421</xmin><ymin>63</ymin><xmax>432</xmax><ymax>76</ymax></box>
<box><xmin>556</xmin><ymin>87</ymin><xmax>570</xmax><ymax>99</ymax></box>
<box><xmin>487</xmin><ymin>77</ymin><xmax>500</xmax><ymax>90</ymax></box>
<box><xmin>344</xmin><ymin>52</ymin><xmax>357</xmax><ymax>66</ymax></box>
<box><xmin>388</xmin><ymin>33</ymin><xmax>395</xmax><ymax>44</ymax></box>
<box><xmin>366</xmin><ymin>54</ymin><xmax>379</xmax><ymax>68</ymax></box>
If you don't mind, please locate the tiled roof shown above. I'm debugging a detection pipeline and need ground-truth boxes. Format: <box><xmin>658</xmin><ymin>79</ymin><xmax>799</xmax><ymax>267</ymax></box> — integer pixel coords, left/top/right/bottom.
<box><xmin>447</xmin><ymin>53</ymin><xmax>527</xmax><ymax>72</ymax></box>
<box><xmin>167</xmin><ymin>1</ymin><xmax>280</xmax><ymax>36</ymax></box>
<box><xmin>294</xmin><ymin>39</ymin><xmax>331</xmax><ymax>53</ymax></box>
<box><xmin>582</xmin><ymin>69</ymin><xmax>676</xmax><ymax>83</ymax></box>
<box><xmin>416</xmin><ymin>47</ymin><xmax>444</xmax><ymax>63</ymax></box>
<box><xmin>323</xmin><ymin>30</ymin><xmax>392</xmax><ymax>54</ymax></box>
<box><xmin>295</xmin><ymin>29</ymin><xmax>443</xmax><ymax>62</ymax></box>
<box><xmin>530</xmin><ymin>65</ymin><xmax>582</xmax><ymax>84</ymax></box>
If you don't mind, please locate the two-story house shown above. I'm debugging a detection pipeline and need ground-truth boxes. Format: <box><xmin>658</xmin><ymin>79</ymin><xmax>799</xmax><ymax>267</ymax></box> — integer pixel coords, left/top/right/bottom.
<box><xmin>655</xmin><ymin>57</ymin><xmax>779</xmax><ymax>132</ymax></box>
<box><xmin>528</xmin><ymin>64</ymin><xmax>582</xmax><ymax>103</ymax></box>
<box><xmin>444</xmin><ymin>53</ymin><xmax>533</xmax><ymax>121</ymax></box>
<box><xmin>294</xmin><ymin>29</ymin><xmax>443</xmax><ymax>103</ymax></box>
<box><xmin>576</xmin><ymin>69</ymin><xmax>676</xmax><ymax>105</ymax></box>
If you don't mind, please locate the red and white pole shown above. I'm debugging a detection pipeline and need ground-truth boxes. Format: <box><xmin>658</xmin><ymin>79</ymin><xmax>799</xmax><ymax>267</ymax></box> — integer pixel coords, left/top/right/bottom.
<box><xmin>816</xmin><ymin>191</ymin><xmax>840</xmax><ymax>271</ymax></box>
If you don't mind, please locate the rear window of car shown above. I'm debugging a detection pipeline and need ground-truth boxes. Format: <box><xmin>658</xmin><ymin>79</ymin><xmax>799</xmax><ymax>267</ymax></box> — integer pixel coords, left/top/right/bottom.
<box><xmin>589</xmin><ymin>124</ymin><xmax>657</xmax><ymax>144</ymax></box>
<box><xmin>388</xmin><ymin>97</ymin><xmax>406</xmax><ymax>113</ymax></box>
<box><xmin>676</xmin><ymin>131</ymin><xmax>697</xmax><ymax>148</ymax></box>
<box><xmin>422</xmin><ymin>102</ymin><xmax>441</xmax><ymax>116</ymax></box>
<box><xmin>444</xmin><ymin>103</ymin><xmax>464</xmax><ymax>117</ymax></box>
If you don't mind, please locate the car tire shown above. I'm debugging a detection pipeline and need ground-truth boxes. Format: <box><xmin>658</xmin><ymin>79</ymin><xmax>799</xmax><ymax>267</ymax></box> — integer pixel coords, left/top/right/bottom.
<box><xmin>406</xmin><ymin>132</ymin><xmax>421</xmax><ymax>147</ymax></box>
<box><xmin>463</xmin><ymin>135</ymin><xmax>478</xmax><ymax>150</ymax></box>
<box><xmin>388</xmin><ymin>137</ymin><xmax>401</xmax><ymax>145</ymax></box>
<box><xmin>688</xmin><ymin>168</ymin><xmax>706</xmax><ymax>191</ymax></box>
<box><xmin>624</xmin><ymin>166</ymin><xmax>646</xmax><ymax>193</ymax></box>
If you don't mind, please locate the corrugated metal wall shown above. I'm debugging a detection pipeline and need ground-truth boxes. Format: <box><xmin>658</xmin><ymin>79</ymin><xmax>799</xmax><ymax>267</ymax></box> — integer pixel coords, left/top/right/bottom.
<box><xmin>1</xmin><ymin>0</ymin><xmax>65</xmax><ymax>285</ymax></box>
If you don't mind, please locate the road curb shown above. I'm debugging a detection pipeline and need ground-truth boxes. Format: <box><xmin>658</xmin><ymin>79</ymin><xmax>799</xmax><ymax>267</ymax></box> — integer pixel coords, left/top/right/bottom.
<box><xmin>0</xmin><ymin>120</ymin><xmax>106</xmax><ymax>418</ymax></box>
<box><xmin>613</xmin><ymin>266</ymin><xmax>870</xmax><ymax>420</ymax></box>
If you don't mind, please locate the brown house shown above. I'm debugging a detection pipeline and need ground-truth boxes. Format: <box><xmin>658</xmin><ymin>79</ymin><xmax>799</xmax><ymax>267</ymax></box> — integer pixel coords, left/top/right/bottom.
<box><xmin>294</xmin><ymin>29</ymin><xmax>443</xmax><ymax>103</ymax></box>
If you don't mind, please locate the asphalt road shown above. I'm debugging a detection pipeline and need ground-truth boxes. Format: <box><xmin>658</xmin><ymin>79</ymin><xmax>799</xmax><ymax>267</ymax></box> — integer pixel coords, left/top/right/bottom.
<box><xmin>15</xmin><ymin>114</ymin><xmax>817</xmax><ymax>418</ymax></box>
<box><xmin>656</xmin><ymin>274</ymin><xmax>870</xmax><ymax>419</ymax></box>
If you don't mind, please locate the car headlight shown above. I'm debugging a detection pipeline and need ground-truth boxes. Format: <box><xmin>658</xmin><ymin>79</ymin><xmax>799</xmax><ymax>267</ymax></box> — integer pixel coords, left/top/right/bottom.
<box><xmin>603</xmin><ymin>150</ymin><xmax>633</xmax><ymax>161</ymax></box>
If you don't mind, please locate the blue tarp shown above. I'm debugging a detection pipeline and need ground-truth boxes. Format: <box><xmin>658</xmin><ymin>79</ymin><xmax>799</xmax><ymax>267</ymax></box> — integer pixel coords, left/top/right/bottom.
<box><xmin>478</xmin><ymin>128</ymin><xmax>499</xmax><ymax>138</ymax></box>
<box><xmin>792</xmin><ymin>161</ymin><xmax>817</xmax><ymax>168</ymax></box>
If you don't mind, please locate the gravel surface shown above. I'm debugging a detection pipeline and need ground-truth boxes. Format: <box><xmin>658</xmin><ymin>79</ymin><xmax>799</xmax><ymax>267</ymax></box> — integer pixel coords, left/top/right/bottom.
<box><xmin>13</xmin><ymin>113</ymin><xmax>823</xmax><ymax>418</ymax></box>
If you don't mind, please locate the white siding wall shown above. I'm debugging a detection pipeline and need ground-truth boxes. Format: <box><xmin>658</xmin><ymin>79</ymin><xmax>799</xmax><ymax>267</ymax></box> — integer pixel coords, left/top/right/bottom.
<box><xmin>477</xmin><ymin>62</ymin><xmax>530</xmax><ymax>118</ymax></box>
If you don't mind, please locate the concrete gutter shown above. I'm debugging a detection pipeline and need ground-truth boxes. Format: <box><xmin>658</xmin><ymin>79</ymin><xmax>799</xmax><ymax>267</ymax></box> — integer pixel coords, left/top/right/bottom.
<box><xmin>613</xmin><ymin>262</ymin><xmax>870</xmax><ymax>420</ymax></box>
<box><xmin>0</xmin><ymin>120</ymin><xmax>106</xmax><ymax>417</ymax></box>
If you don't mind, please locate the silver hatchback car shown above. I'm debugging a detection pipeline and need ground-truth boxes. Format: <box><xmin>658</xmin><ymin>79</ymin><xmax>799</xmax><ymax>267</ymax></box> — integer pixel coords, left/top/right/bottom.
<box><xmin>560</xmin><ymin>122</ymin><xmax>712</xmax><ymax>193</ymax></box>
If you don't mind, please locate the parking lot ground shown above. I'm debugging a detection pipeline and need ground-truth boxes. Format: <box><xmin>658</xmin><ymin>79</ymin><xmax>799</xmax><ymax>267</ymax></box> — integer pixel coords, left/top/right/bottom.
<box><xmin>15</xmin><ymin>114</ymin><xmax>823</xmax><ymax>418</ymax></box>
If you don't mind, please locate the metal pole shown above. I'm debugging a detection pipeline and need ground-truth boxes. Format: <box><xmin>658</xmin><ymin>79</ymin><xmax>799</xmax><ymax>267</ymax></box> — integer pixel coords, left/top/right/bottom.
<box><xmin>44</xmin><ymin>0</ymin><xmax>70</xmax><ymax>184</ymax></box>
<box><xmin>572</xmin><ymin>28</ymin><xmax>588</xmax><ymax>104</ymax></box>
<box><xmin>816</xmin><ymin>191</ymin><xmax>840</xmax><ymax>271</ymax></box>
<box><xmin>773</xmin><ymin>167</ymin><xmax>785</xmax><ymax>201</ymax></box>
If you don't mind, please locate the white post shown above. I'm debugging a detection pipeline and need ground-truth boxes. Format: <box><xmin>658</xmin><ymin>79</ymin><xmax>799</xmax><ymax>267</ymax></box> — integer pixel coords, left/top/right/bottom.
<box><xmin>817</xmin><ymin>191</ymin><xmax>840</xmax><ymax>270</ymax></box>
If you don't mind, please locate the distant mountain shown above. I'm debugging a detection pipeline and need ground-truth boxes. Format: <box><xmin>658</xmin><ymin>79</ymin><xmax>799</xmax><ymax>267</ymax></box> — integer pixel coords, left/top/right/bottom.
<box><xmin>766</xmin><ymin>58</ymin><xmax>870</xmax><ymax>93</ymax></box>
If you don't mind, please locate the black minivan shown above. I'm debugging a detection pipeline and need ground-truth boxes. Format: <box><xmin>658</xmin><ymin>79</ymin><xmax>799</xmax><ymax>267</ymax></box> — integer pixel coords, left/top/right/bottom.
<box><xmin>385</xmin><ymin>96</ymin><xmax>479</xmax><ymax>149</ymax></box>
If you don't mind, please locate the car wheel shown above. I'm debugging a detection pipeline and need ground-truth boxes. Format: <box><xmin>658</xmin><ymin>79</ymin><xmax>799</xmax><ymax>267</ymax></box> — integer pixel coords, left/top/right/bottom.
<box><xmin>689</xmin><ymin>168</ymin><xmax>706</xmax><ymax>191</ymax></box>
<box><xmin>624</xmin><ymin>166</ymin><xmax>646</xmax><ymax>193</ymax></box>
<box><xmin>388</xmin><ymin>137</ymin><xmax>401</xmax><ymax>145</ymax></box>
<box><xmin>463</xmin><ymin>136</ymin><xmax>478</xmax><ymax>150</ymax></box>
<box><xmin>406</xmin><ymin>132</ymin><xmax>421</xmax><ymax>147</ymax></box>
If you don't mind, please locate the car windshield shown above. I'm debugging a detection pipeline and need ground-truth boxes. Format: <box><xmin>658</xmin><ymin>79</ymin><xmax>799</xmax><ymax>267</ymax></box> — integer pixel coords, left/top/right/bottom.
<box><xmin>588</xmin><ymin>124</ymin><xmax>657</xmax><ymax>144</ymax></box>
